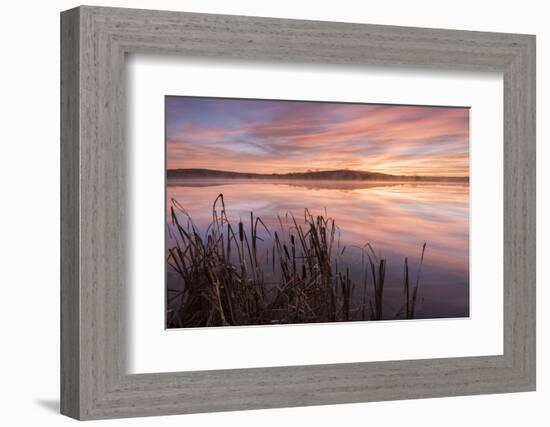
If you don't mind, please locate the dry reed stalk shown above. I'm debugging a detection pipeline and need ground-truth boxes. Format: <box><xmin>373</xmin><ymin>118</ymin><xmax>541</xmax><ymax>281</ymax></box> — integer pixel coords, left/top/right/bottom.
<box><xmin>166</xmin><ymin>194</ymin><xmax>426</xmax><ymax>328</ymax></box>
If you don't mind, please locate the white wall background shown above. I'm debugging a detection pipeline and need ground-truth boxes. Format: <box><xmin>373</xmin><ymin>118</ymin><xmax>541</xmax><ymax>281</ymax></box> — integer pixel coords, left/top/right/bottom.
<box><xmin>0</xmin><ymin>0</ymin><xmax>546</xmax><ymax>425</ymax></box>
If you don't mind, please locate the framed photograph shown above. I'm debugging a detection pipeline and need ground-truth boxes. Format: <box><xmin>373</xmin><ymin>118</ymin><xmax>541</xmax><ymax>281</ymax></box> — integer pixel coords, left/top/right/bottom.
<box><xmin>61</xmin><ymin>6</ymin><xmax>536</xmax><ymax>420</ymax></box>
<box><xmin>164</xmin><ymin>96</ymin><xmax>469</xmax><ymax>329</ymax></box>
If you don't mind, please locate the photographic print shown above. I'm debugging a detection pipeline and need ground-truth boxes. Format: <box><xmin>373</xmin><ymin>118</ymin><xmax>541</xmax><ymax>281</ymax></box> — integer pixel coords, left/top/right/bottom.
<box><xmin>165</xmin><ymin>96</ymin><xmax>469</xmax><ymax>329</ymax></box>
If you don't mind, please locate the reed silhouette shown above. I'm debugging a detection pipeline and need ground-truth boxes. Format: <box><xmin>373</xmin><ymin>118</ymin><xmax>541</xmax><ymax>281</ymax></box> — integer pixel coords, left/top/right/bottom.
<box><xmin>166</xmin><ymin>194</ymin><xmax>426</xmax><ymax>328</ymax></box>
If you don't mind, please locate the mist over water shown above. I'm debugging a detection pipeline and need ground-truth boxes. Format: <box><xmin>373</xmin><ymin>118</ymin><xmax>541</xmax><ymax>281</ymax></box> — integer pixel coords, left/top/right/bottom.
<box><xmin>167</xmin><ymin>179</ymin><xmax>469</xmax><ymax>320</ymax></box>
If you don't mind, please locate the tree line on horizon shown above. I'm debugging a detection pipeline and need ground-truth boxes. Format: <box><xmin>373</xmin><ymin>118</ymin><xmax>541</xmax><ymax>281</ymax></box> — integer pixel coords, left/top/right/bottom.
<box><xmin>166</xmin><ymin>168</ymin><xmax>469</xmax><ymax>182</ymax></box>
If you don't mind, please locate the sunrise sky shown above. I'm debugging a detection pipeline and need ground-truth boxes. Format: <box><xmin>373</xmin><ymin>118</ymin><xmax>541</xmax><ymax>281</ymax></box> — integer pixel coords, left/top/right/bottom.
<box><xmin>166</xmin><ymin>96</ymin><xmax>469</xmax><ymax>177</ymax></box>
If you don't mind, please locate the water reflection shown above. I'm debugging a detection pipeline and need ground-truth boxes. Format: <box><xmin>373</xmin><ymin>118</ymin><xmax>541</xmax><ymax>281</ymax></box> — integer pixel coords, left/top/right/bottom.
<box><xmin>166</xmin><ymin>179</ymin><xmax>469</xmax><ymax>319</ymax></box>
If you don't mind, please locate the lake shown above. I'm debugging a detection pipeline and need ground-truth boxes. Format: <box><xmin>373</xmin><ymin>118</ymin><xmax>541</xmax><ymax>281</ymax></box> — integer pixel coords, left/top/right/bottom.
<box><xmin>166</xmin><ymin>179</ymin><xmax>469</xmax><ymax>321</ymax></box>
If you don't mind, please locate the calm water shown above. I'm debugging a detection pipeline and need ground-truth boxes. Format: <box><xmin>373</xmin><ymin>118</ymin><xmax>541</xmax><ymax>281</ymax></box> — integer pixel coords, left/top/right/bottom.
<box><xmin>166</xmin><ymin>179</ymin><xmax>469</xmax><ymax>320</ymax></box>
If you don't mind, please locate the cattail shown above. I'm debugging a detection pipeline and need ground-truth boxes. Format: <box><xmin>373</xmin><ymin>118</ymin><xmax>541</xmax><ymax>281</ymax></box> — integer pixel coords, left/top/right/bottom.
<box><xmin>404</xmin><ymin>257</ymin><xmax>410</xmax><ymax>318</ymax></box>
<box><xmin>291</xmin><ymin>234</ymin><xmax>296</xmax><ymax>275</ymax></box>
<box><xmin>238</xmin><ymin>221</ymin><xmax>244</xmax><ymax>242</ymax></box>
<box><xmin>166</xmin><ymin>194</ymin><xmax>428</xmax><ymax>328</ymax></box>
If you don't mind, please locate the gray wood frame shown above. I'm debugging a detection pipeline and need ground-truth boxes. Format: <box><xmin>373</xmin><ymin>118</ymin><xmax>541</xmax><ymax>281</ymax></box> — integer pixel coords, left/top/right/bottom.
<box><xmin>60</xmin><ymin>5</ymin><xmax>536</xmax><ymax>420</ymax></box>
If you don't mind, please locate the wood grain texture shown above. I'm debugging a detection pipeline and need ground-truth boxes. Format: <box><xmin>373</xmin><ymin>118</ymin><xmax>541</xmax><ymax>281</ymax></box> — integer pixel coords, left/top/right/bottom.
<box><xmin>60</xmin><ymin>7</ymin><xmax>80</xmax><ymax>419</ymax></box>
<box><xmin>60</xmin><ymin>5</ymin><xmax>536</xmax><ymax>420</ymax></box>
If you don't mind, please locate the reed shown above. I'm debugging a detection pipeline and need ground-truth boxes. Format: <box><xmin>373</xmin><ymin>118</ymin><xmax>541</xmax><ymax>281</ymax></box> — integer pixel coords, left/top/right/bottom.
<box><xmin>166</xmin><ymin>194</ymin><xmax>427</xmax><ymax>328</ymax></box>
<box><xmin>402</xmin><ymin>242</ymin><xmax>427</xmax><ymax>319</ymax></box>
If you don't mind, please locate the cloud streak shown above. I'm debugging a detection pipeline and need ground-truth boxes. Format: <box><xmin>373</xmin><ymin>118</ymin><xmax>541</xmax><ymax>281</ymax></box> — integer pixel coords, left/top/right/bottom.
<box><xmin>166</xmin><ymin>96</ymin><xmax>469</xmax><ymax>177</ymax></box>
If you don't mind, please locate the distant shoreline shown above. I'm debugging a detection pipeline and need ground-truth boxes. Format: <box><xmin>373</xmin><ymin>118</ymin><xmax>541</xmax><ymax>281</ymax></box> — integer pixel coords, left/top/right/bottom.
<box><xmin>166</xmin><ymin>168</ymin><xmax>469</xmax><ymax>183</ymax></box>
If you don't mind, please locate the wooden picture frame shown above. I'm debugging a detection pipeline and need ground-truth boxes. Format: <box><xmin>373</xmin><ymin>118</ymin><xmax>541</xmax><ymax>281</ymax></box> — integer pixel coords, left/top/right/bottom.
<box><xmin>60</xmin><ymin>5</ymin><xmax>536</xmax><ymax>420</ymax></box>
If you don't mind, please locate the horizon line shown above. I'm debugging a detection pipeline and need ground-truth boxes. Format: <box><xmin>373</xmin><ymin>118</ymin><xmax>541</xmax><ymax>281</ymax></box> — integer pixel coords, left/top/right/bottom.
<box><xmin>166</xmin><ymin>167</ymin><xmax>470</xmax><ymax>178</ymax></box>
